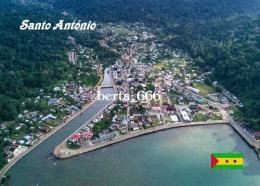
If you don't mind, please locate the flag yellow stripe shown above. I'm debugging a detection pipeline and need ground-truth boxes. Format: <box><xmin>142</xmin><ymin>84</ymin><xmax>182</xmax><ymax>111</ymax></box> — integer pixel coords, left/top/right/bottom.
<box><xmin>217</xmin><ymin>158</ymin><xmax>243</xmax><ymax>165</ymax></box>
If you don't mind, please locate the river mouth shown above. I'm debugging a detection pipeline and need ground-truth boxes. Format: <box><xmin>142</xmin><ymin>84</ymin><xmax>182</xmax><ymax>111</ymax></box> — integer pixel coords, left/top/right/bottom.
<box><xmin>9</xmin><ymin>124</ymin><xmax>260</xmax><ymax>186</ymax></box>
<box><xmin>7</xmin><ymin>70</ymin><xmax>260</xmax><ymax>185</ymax></box>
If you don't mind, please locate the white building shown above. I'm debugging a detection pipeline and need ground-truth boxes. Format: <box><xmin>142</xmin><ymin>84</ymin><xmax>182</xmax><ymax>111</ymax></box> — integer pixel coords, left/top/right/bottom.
<box><xmin>180</xmin><ymin>110</ymin><xmax>191</xmax><ymax>122</ymax></box>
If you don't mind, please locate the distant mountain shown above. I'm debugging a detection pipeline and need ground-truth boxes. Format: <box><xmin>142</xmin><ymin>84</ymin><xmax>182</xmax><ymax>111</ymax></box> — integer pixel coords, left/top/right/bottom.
<box><xmin>49</xmin><ymin>0</ymin><xmax>260</xmax><ymax>127</ymax></box>
<box><xmin>52</xmin><ymin>0</ymin><xmax>260</xmax><ymax>23</ymax></box>
<box><xmin>1</xmin><ymin>0</ymin><xmax>260</xmax><ymax>126</ymax></box>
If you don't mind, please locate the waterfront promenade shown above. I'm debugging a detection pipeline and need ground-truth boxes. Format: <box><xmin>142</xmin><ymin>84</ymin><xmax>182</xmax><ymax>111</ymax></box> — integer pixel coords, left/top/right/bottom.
<box><xmin>54</xmin><ymin>121</ymin><xmax>229</xmax><ymax>159</ymax></box>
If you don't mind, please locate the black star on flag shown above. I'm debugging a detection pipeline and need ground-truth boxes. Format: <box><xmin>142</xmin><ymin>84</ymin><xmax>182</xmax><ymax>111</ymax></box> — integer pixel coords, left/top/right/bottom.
<box><xmin>211</xmin><ymin>153</ymin><xmax>243</xmax><ymax>169</ymax></box>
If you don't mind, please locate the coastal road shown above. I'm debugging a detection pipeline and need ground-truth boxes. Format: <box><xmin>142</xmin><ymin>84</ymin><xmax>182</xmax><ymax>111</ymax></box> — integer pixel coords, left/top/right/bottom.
<box><xmin>0</xmin><ymin>67</ymin><xmax>112</xmax><ymax>180</ymax></box>
<box><xmin>54</xmin><ymin>120</ymin><xmax>229</xmax><ymax>159</ymax></box>
<box><xmin>174</xmin><ymin>83</ymin><xmax>259</xmax><ymax>148</ymax></box>
<box><xmin>0</xmin><ymin>95</ymin><xmax>100</xmax><ymax>179</ymax></box>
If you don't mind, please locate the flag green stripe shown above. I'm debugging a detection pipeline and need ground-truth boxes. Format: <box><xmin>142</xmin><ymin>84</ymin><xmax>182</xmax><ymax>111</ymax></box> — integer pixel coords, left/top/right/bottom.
<box><xmin>213</xmin><ymin>153</ymin><xmax>243</xmax><ymax>158</ymax></box>
<box><xmin>212</xmin><ymin>165</ymin><xmax>243</xmax><ymax>169</ymax></box>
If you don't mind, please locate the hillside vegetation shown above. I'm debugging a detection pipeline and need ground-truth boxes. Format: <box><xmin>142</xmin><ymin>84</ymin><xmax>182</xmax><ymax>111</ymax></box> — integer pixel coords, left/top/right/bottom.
<box><xmin>51</xmin><ymin>0</ymin><xmax>260</xmax><ymax>128</ymax></box>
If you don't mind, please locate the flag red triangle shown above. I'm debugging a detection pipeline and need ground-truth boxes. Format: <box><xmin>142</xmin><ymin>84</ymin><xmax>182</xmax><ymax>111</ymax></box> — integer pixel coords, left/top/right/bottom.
<box><xmin>211</xmin><ymin>154</ymin><xmax>219</xmax><ymax>168</ymax></box>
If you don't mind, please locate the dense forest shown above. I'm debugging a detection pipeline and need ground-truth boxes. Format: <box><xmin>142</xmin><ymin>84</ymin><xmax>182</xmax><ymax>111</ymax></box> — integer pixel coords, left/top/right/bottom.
<box><xmin>166</xmin><ymin>15</ymin><xmax>260</xmax><ymax>129</ymax></box>
<box><xmin>53</xmin><ymin>0</ymin><xmax>260</xmax><ymax>23</ymax></box>
<box><xmin>0</xmin><ymin>2</ymin><xmax>116</xmax><ymax>122</ymax></box>
<box><xmin>51</xmin><ymin>0</ymin><xmax>260</xmax><ymax>129</ymax></box>
<box><xmin>0</xmin><ymin>1</ymin><xmax>120</xmax><ymax>169</ymax></box>
<box><xmin>0</xmin><ymin>9</ymin><xmax>77</xmax><ymax>122</ymax></box>
<box><xmin>0</xmin><ymin>4</ymin><xmax>74</xmax><ymax>169</ymax></box>
<box><xmin>0</xmin><ymin>0</ymin><xmax>260</xmax><ymax>134</ymax></box>
<box><xmin>0</xmin><ymin>0</ymin><xmax>260</xmax><ymax>174</ymax></box>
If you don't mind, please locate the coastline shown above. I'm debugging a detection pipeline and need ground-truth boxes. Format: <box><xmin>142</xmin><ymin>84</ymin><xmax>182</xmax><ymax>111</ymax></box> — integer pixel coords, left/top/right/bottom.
<box><xmin>0</xmin><ymin>94</ymin><xmax>99</xmax><ymax>178</ymax></box>
<box><xmin>226</xmin><ymin>123</ymin><xmax>260</xmax><ymax>161</ymax></box>
<box><xmin>54</xmin><ymin>121</ymin><xmax>229</xmax><ymax>159</ymax></box>
<box><xmin>0</xmin><ymin>66</ymin><xmax>104</xmax><ymax>179</ymax></box>
<box><xmin>53</xmin><ymin>69</ymin><xmax>260</xmax><ymax>160</ymax></box>
<box><xmin>2</xmin><ymin>64</ymin><xmax>259</xmax><ymax>178</ymax></box>
<box><xmin>228</xmin><ymin>124</ymin><xmax>260</xmax><ymax>161</ymax></box>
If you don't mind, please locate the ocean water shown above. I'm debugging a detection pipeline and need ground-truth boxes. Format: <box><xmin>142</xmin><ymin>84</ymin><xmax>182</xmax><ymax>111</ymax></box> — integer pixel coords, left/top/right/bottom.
<box><xmin>9</xmin><ymin>124</ymin><xmax>260</xmax><ymax>186</ymax></box>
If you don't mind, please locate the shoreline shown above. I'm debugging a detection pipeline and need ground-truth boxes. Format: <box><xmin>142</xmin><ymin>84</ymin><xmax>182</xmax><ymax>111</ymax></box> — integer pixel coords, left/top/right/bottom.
<box><xmin>53</xmin><ymin>69</ymin><xmax>260</xmax><ymax>160</ymax></box>
<box><xmin>0</xmin><ymin>94</ymin><xmax>100</xmax><ymax>178</ymax></box>
<box><xmin>227</xmin><ymin>123</ymin><xmax>260</xmax><ymax>161</ymax></box>
<box><xmin>0</xmin><ymin>66</ymin><xmax>104</xmax><ymax>179</ymax></box>
<box><xmin>54</xmin><ymin>121</ymin><xmax>229</xmax><ymax>159</ymax></box>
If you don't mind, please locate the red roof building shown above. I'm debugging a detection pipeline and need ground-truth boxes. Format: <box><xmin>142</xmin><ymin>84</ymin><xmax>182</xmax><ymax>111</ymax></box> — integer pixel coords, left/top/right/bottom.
<box><xmin>82</xmin><ymin>131</ymin><xmax>93</xmax><ymax>139</ymax></box>
<box><xmin>73</xmin><ymin>133</ymin><xmax>81</xmax><ymax>140</ymax></box>
<box><xmin>252</xmin><ymin>131</ymin><xmax>260</xmax><ymax>137</ymax></box>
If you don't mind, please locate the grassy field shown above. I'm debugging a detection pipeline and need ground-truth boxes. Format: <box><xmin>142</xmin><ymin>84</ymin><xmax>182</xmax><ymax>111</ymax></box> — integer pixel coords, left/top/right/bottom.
<box><xmin>46</xmin><ymin>79</ymin><xmax>64</xmax><ymax>89</ymax></box>
<box><xmin>170</xmin><ymin>99</ymin><xmax>178</xmax><ymax>105</ymax></box>
<box><xmin>154</xmin><ymin>62</ymin><xmax>164</xmax><ymax>69</ymax></box>
<box><xmin>194</xmin><ymin>83</ymin><xmax>216</xmax><ymax>95</ymax></box>
<box><xmin>212</xmin><ymin>115</ymin><xmax>222</xmax><ymax>120</ymax></box>
<box><xmin>169</xmin><ymin>89</ymin><xmax>182</xmax><ymax>96</ymax></box>
<box><xmin>113</xmin><ymin>28</ymin><xmax>128</xmax><ymax>35</ymax></box>
<box><xmin>194</xmin><ymin>113</ymin><xmax>207</xmax><ymax>121</ymax></box>
<box><xmin>150</xmin><ymin>99</ymin><xmax>160</xmax><ymax>105</ymax></box>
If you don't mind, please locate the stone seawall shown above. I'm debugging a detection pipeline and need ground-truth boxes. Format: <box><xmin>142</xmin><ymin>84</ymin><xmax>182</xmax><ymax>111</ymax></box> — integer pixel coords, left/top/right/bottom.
<box><xmin>54</xmin><ymin>121</ymin><xmax>229</xmax><ymax>159</ymax></box>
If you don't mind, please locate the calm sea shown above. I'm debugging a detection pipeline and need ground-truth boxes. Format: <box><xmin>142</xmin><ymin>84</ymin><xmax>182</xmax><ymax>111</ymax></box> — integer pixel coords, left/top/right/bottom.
<box><xmin>9</xmin><ymin>124</ymin><xmax>260</xmax><ymax>186</ymax></box>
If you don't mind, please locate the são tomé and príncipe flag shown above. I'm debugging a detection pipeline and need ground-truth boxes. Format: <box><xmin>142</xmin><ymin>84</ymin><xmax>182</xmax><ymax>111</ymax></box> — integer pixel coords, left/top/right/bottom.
<box><xmin>211</xmin><ymin>153</ymin><xmax>243</xmax><ymax>169</ymax></box>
